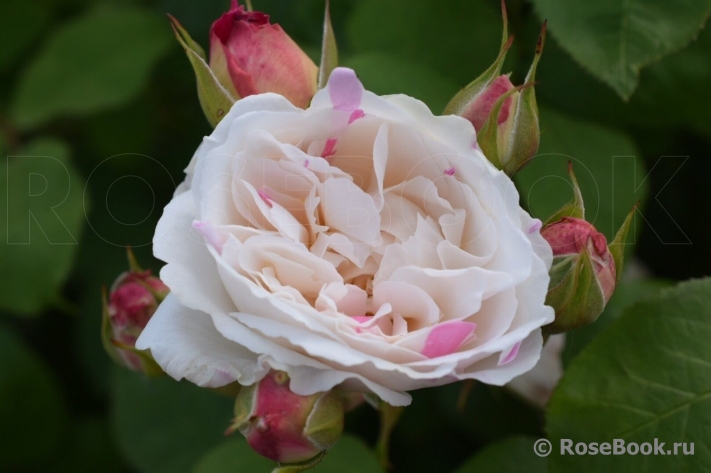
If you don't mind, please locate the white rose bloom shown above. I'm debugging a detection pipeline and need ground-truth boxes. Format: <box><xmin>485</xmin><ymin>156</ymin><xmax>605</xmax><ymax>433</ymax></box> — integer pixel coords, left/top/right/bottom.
<box><xmin>137</xmin><ymin>68</ymin><xmax>554</xmax><ymax>406</ymax></box>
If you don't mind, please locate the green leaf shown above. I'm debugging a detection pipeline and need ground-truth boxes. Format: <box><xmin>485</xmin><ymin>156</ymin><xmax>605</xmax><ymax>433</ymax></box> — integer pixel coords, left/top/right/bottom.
<box><xmin>341</xmin><ymin>53</ymin><xmax>459</xmax><ymax>114</ymax></box>
<box><xmin>562</xmin><ymin>278</ymin><xmax>673</xmax><ymax>367</ymax></box>
<box><xmin>531</xmin><ymin>0</ymin><xmax>711</xmax><ymax>99</ymax></box>
<box><xmin>454</xmin><ymin>436</ymin><xmax>547</xmax><ymax>473</ymax></box>
<box><xmin>111</xmin><ymin>368</ymin><xmax>234</xmax><ymax>473</ymax></box>
<box><xmin>12</xmin><ymin>5</ymin><xmax>174</xmax><ymax>129</ymax></box>
<box><xmin>534</xmin><ymin>25</ymin><xmax>711</xmax><ymax>132</ymax></box>
<box><xmin>547</xmin><ymin>278</ymin><xmax>711</xmax><ymax>472</ymax></box>
<box><xmin>192</xmin><ymin>438</ymin><xmax>274</xmax><ymax>473</ymax></box>
<box><xmin>0</xmin><ymin>138</ymin><xmax>85</xmax><ymax>315</ymax></box>
<box><xmin>0</xmin><ymin>324</ymin><xmax>68</xmax><ymax>470</ymax></box>
<box><xmin>515</xmin><ymin>107</ymin><xmax>647</xmax><ymax>241</ymax></box>
<box><xmin>0</xmin><ymin>0</ymin><xmax>51</xmax><ymax>70</ymax></box>
<box><xmin>346</xmin><ymin>0</ymin><xmax>504</xmax><ymax>87</ymax></box>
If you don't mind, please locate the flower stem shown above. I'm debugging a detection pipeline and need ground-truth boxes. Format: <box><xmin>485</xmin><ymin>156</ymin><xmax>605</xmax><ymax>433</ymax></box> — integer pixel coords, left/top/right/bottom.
<box><xmin>457</xmin><ymin>380</ymin><xmax>476</xmax><ymax>412</ymax></box>
<box><xmin>374</xmin><ymin>401</ymin><xmax>404</xmax><ymax>470</ymax></box>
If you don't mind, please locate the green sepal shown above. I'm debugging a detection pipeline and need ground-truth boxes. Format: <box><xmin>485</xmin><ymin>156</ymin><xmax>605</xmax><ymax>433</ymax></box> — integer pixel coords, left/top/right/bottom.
<box><xmin>125</xmin><ymin>246</ymin><xmax>142</xmax><ymax>272</ymax></box>
<box><xmin>477</xmin><ymin>82</ymin><xmax>531</xmax><ymax>171</ymax></box>
<box><xmin>168</xmin><ymin>14</ymin><xmax>235</xmax><ymax>128</ymax></box>
<box><xmin>500</xmin><ymin>21</ymin><xmax>546</xmax><ymax>176</ymax></box>
<box><xmin>544</xmin><ymin>245</ymin><xmax>606</xmax><ymax>335</ymax></box>
<box><xmin>167</xmin><ymin>14</ymin><xmax>206</xmax><ymax>60</ymax></box>
<box><xmin>110</xmin><ymin>339</ymin><xmax>164</xmax><ymax>377</ymax></box>
<box><xmin>226</xmin><ymin>382</ymin><xmax>258</xmax><ymax>435</ymax></box>
<box><xmin>303</xmin><ymin>392</ymin><xmax>344</xmax><ymax>450</ymax></box>
<box><xmin>443</xmin><ymin>0</ymin><xmax>512</xmax><ymax>116</ymax></box>
<box><xmin>271</xmin><ymin>451</ymin><xmax>326</xmax><ymax>473</ymax></box>
<box><xmin>544</xmin><ymin>161</ymin><xmax>586</xmax><ymax>225</ymax></box>
<box><xmin>609</xmin><ymin>203</ymin><xmax>637</xmax><ymax>283</ymax></box>
<box><xmin>317</xmin><ymin>0</ymin><xmax>338</xmax><ymax>89</ymax></box>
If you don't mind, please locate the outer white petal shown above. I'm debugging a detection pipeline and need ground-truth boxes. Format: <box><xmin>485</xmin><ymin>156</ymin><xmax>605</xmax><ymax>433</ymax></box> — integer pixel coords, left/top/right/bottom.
<box><xmin>210</xmin><ymin>312</ymin><xmax>412</xmax><ymax>406</ymax></box>
<box><xmin>136</xmin><ymin>294</ymin><xmax>261</xmax><ymax>387</ymax></box>
<box><xmin>153</xmin><ymin>191</ymin><xmax>235</xmax><ymax>316</ymax></box>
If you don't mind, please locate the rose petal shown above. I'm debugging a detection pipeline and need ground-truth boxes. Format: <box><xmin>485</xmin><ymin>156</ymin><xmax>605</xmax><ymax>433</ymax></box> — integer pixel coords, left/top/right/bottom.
<box><xmin>136</xmin><ymin>294</ymin><xmax>260</xmax><ymax>387</ymax></box>
<box><xmin>421</xmin><ymin>321</ymin><xmax>477</xmax><ymax>358</ymax></box>
<box><xmin>328</xmin><ymin>67</ymin><xmax>364</xmax><ymax>111</ymax></box>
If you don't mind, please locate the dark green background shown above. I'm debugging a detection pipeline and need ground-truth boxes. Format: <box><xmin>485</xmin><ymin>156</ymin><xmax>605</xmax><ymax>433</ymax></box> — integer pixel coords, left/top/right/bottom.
<box><xmin>1</xmin><ymin>0</ymin><xmax>709</xmax><ymax>472</ymax></box>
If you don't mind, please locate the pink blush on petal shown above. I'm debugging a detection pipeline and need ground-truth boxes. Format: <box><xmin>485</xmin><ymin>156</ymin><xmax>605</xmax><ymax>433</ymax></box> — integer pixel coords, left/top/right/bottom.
<box><xmin>498</xmin><ymin>341</ymin><xmax>522</xmax><ymax>365</ymax></box>
<box><xmin>328</xmin><ymin>68</ymin><xmax>364</xmax><ymax>111</ymax></box>
<box><xmin>321</xmin><ymin>138</ymin><xmax>338</xmax><ymax>159</ymax></box>
<box><xmin>257</xmin><ymin>188</ymin><xmax>274</xmax><ymax>208</ymax></box>
<box><xmin>348</xmin><ymin>109</ymin><xmax>365</xmax><ymax>124</ymax></box>
<box><xmin>528</xmin><ymin>219</ymin><xmax>542</xmax><ymax>234</ymax></box>
<box><xmin>192</xmin><ymin>220</ymin><xmax>224</xmax><ymax>254</ymax></box>
<box><xmin>422</xmin><ymin>322</ymin><xmax>476</xmax><ymax>358</ymax></box>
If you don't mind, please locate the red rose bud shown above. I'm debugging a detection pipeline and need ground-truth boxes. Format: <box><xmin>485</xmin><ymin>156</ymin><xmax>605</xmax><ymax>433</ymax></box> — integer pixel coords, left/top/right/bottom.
<box><xmin>444</xmin><ymin>1</ymin><xmax>545</xmax><ymax>175</ymax></box>
<box><xmin>209</xmin><ymin>0</ymin><xmax>318</xmax><ymax>109</ymax></box>
<box><xmin>228</xmin><ymin>371</ymin><xmax>345</xmax><ymax>464</ymax></box>
<box><xmin>101</xmin><ymin>251</ymin><xmax>167</xmax><ymax>374</ymax></box>
<box><xmin>168</xmin><ymin>1</ymin><xmax>318</xmax><ymax>127</ymax></box>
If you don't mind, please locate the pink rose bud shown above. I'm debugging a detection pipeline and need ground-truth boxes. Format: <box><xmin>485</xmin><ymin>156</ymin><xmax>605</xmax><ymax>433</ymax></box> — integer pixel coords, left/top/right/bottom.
<box><xmin>102</xmin><ymin>252</ymin><xmax>168</xmax><ymax>374</ymax></box>
<box><xmin>228</xmin><ymin>371</ymin><xmax>344</xmax><ymax>464</ymax></box>
<box><xmin>209</xmin><ymin>0</ymin><xmax>318</xmax><ymax>109</ymax></box>
<box><xmin>539</xmin><ymin>163</ymin><xmax>634</xmax><ymax>334</ymax></box>
<box><xmin>542</xmin><ymin>216</ymin><xmax>617</xmax><ymax>303</ymax></box>
<box><xmin>444</xmin><ymin>2</ymin><xmax>545</xmax><ymax>175</ymax></box>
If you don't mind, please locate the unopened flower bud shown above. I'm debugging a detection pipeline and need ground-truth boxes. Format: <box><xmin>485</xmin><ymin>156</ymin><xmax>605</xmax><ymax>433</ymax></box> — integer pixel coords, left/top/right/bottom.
<box><xmin>169</xmin><ymin>2</ymin><xmax>318</xmax><ymax>127</ymax></box>
<box><xmin>102</xmin><ymin>251</ymin><xmax>167</xmax><ymax>374</ymax></box>
<box><xmin>542</xmin><ymin>217</ymin><xmax>616</xmax><ymax>332</ymax></box>
<box><xmin>228</xmin><ymin>371</ymin><xmax>345</xmax><ymax>464</ymax></box>
<box><xmin>444</xmin><ymin>1</ymin><xmax>545</xmax><ymax>175</ymax></box>
<box><xmin>540</xmin><ymin>164</ymin><xmax>634</xmax><ymax>334</ymax></box>
<box><xmin>209</xmin><ymin>1</ymin><xmax>318</xmax><ymax>109</ymax></box>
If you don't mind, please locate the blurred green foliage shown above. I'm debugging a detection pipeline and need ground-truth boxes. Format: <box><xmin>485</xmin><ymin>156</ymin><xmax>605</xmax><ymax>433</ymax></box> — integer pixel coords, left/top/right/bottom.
<box><xmin>1</xmin><ymin>0</ymin><xmax>709</xmax><ymax>472</ymax></box>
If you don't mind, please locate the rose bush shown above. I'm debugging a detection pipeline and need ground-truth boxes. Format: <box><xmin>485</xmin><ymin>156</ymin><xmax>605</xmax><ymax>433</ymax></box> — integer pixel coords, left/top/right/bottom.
<box><xmin>136</xmin><ymin>68</ymin><xmax>554</xmax><ymax>406</ymax></box>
